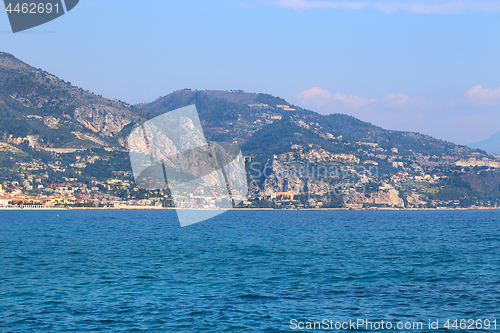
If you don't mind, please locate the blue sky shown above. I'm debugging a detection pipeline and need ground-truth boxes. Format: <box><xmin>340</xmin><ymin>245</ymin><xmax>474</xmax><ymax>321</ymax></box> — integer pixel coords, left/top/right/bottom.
<box><xmin>1</xmin><ymin>0</ymin><xmax>500</xmax><ymax>145</ymax></box>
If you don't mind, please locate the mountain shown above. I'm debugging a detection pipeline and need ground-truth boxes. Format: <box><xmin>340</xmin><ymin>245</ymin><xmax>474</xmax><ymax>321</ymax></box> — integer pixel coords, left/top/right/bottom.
<box><xmin>0</xmin><ymin>52</ymin><xmax>141</xmax><ymax>149</ymax></box>
<box><xmin>468</xmin><ymin>131</ymin><xmax>500</xmax><ymax>153</ymax></box>
<box><xmin>137</xmin><ymin>89</ymin><xmax>485</xmax><ymax>165</ymax></box>
<box><xmin>137</xmin><ymin>89</ymin><xmax>500</xmax><ymax>208</ymax></box>
<box><xmin>2</xmin><ymin>51</ymin><xmax>500</xmax><ymax>209</ymax></box>
<box><xmin>136</xmin><ymin>89</ymin><xmax>294</xmax><ymax>144</ymax></box>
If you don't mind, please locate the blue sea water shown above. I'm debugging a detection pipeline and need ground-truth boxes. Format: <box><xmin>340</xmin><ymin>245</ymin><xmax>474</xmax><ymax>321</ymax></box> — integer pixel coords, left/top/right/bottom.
<box><xmin>0</xmin><ymin>210</ymin><xmax>499</xmax><ymax>332</ymax></box>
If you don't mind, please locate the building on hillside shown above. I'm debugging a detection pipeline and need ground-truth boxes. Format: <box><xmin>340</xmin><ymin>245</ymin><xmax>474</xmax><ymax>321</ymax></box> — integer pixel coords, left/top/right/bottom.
<box><xmin>276</xmin><ymin>105</ymin><xmax>296</xmax><ymax>111</ymax></box>
<box><xmin>277</xmin><ymin>192</ymin><xmax>295</xmax><ymax>201</ymax></box>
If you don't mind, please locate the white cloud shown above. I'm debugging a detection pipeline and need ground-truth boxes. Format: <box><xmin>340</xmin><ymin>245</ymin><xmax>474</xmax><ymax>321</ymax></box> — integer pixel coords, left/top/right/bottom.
<box><xmin>381</xmin><ymin>93</ymin><xmax>410</xmax><ymax>106</ymax></box>
<box><xmin>299</xmin><ymin>86</ymin><xmax>332</xmax><ymax>99</ymax></box>
<box><xmin>277</xmin><ymin>0</ymin><xmax>369</xmax><ymax>10</ymax></box>
<box><xmin>465</xmin><ymin>85</ymin><xmax>500</xmax><ymax>105</ymax></box>
<box><xmin>298</xmin><ymin>87</ymin><xmax>374</xmax><ymax>109</ymax></box>
<box><xmin>276</xmin><ymin>0</ymin><xmax>500</xmax><ymax>14</ymax></box>
<box><xmin>298</xmin><ymin>86</ymin><xmax>334</xmax><ymax>107</ymax></box>
<box><xmin>332</xmin><ymin>92</ymin><xmax>374</xmax><ymax>109</ymax></box>
<box><xmin>379</xmin><ymin>93</ymin><xmax>428</xmax><ymax>108</ymax></box>
<box><xmin>293</xmin><ymin>86</ymin><xmax>500</xmax><ymax>145</ymax></box>
<box><xmin>298</xmin><ymin>87</ymin><xmax>420</xmax><ymax>110</ymax></box>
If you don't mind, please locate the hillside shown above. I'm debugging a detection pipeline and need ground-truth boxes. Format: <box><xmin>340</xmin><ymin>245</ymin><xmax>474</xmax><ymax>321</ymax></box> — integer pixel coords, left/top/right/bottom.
<box><xmin>0</xmin><ymin>52</ymin><xmax>141</xmax><ymax>149</ymax></box>
<box><xmin>1</xmin><ymin>52</ymin><xmax>500</xmax><ymax>209</ymax></box>
<box><xmin>136</xmin><ymin>89</ymin><xmax>500</xmax><ymax>208</ymax></box>
<box><xmin>138</xmin><ymin>90</ymin><xmax>475</xmax><ymax>154</ymax></box>
<box><xmin>137</xmin><ymin>89</ymin><xmax>484</xmax><ymax>163</ymax></box>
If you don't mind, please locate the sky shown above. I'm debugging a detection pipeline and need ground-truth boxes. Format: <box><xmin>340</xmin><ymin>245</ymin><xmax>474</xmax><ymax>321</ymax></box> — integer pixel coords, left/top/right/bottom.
<box><xmin>1</xmin><ymin>0</ymin><xmax>500</xmax><ymax>145</ymax></box>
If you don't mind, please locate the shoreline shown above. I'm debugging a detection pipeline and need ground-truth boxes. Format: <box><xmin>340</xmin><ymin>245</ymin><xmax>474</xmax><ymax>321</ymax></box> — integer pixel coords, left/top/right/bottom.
<box><xmin>1</xmin><ymin>206</ymin><xmax>499</xmax><ymax>212</ymax></box>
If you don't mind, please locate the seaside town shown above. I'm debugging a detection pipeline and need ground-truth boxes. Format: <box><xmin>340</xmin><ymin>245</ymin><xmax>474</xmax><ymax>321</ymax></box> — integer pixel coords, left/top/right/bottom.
<box><xmin>0</xmin><ymin>51</ymin><xmax>499</xmax><ymax>211</ymax></box>
<box><xmin>1</xmin><ymin>138</ymin><xmax>496</xmax><ymax>210</ymax></box>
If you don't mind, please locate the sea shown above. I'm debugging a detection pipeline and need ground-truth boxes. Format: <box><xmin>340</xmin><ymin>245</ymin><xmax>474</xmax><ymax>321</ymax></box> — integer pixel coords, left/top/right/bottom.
<box><xmin>0</xmin><ymin>210</ymin><xmax>499</xmax><ymax>332</ymax></box>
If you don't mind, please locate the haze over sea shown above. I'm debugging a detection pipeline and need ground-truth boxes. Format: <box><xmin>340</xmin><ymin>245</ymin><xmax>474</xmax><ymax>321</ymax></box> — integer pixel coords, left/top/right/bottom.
<box><xmin>1</xmin><ymin>210</ymin><xmax>499</xmax><ymax>332</ymax></box>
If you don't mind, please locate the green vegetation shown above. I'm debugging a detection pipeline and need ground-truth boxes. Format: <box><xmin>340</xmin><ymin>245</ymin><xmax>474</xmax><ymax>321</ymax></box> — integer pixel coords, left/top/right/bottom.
<box><xmin>1</xmin><ymin>51</ymin><xmax>499</xmax><ymax>209</ymax></box>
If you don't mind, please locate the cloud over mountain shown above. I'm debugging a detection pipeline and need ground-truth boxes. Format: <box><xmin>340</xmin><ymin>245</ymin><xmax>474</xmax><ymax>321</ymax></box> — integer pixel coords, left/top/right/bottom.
<box><xmin>276</xmin><ymin>0</ymin><xmax>500</xmax><ymax>14</ymax></box>
<box><xmin>465</xmin><ymin>85</ymin><xmax>500</xmax><ymax>105</ymax></box>
<box><xmin>294</xmin><ymin>85</ymin><xmax>500</xmax><ymax>145</ymax></box>
<box><xmin>298</xmin><ymin>87</ymin><xmax>420</xmax><ymax>110</ymax></box>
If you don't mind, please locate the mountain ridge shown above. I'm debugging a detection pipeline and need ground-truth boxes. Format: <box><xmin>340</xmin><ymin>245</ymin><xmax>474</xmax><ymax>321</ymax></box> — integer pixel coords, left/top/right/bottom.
<box><xmin>2</xmin><ymin>51</ymin><xmax>500</xmax><ymax>209</ymax></box>
<box><xmin>0</xmin><ymin>51</ymin><xmax>141</xmax><ymax>149</ymax></box>
<box><xmin>0</xmin><ymin>51</ymin><xmax>484</xmax><ymax>157</ymax></box>
<box><xmin>468</xmin><ymin>131</ymin><xmax>500</xmax><ymax>153</ymax></box>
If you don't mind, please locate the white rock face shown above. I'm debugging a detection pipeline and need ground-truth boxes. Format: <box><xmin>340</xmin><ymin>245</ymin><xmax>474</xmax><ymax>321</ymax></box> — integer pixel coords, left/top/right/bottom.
<box><xmin>455</xmin><ymin>158</ymin><xmax>500</xmax><ymax>168</ymax></box>
<box><xmin>178</xmin><ymin>116</ymin><xmax>206</xmax><ymax>151</ymax></box>
<box><xmin>74</xmin><ymin>104</ymin><xmax>132</xmax><ymax>136</ymax></box>
<box><xmin>128</xmin><ymin>104</ymin><xmax>248</xmax><ymax>200</ymax></box>
<box><xmin>346</xmin><ymin>189</ymin><xmax>405</xmax><ymax>208</ymax></box>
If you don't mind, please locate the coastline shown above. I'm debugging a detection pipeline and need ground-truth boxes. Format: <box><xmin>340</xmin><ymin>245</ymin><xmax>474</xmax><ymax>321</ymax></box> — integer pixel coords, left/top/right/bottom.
<box><xmin>1</xmin><ymin>206</ymin><xmax>499</xmax><ymax>212</ymax></box>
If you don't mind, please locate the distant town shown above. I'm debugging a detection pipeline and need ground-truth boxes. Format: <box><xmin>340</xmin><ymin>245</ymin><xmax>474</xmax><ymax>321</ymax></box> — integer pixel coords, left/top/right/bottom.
<box><xmin>1</xmin><ymin>138</ymin><xmax>498</xmax><ymax>210</ymax></box>
<box><xmin>0</xmin><ymin>50</ymin><xmax>499</xmax><ymax>211</ymax></box>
